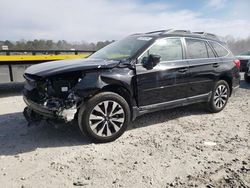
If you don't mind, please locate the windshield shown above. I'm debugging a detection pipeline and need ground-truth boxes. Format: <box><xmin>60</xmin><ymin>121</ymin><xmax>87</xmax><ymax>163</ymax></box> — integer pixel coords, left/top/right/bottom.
<box><xmin>89</xmin><ymin>36</ymin><xmax>152</xmax><ymax>60</ymax></box>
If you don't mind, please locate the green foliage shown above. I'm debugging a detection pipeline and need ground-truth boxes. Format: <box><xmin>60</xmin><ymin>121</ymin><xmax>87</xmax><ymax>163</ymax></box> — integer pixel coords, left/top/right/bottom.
<box><xmin>0</xmin><ymin>39</ymin><xmax>114</xmax><ymax>51</ymax></box>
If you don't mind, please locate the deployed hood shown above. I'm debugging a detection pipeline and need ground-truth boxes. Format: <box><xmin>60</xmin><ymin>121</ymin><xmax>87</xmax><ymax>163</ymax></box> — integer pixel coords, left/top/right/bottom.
<box><xmin>25</xmin><ymin>58</ymin><xmax>119</xmax><ymax>77</ymax></box>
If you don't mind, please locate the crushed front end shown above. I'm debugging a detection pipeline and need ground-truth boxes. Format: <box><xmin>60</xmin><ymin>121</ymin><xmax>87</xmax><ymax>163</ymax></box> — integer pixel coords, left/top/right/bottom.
<box><xmin>23</xmin><ymin>72</ymin><xmax>83</xmax><ymax>123</ymax></box>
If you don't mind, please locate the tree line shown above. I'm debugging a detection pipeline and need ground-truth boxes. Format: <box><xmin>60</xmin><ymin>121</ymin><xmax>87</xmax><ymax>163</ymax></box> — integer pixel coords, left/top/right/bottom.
<box><xmin>0</xmin><ymin>40</ymin><xmax>114</xmax><ymax>51</ymax></box>
<box><xmin>224</xmin><ymin>35</ymin><xmax>250</xmax><ymax>55</ymax></box>
<box><xmin>0</xmin><ymin>36</ymin><xmax>250</xmax><ymax>55</ymax></box>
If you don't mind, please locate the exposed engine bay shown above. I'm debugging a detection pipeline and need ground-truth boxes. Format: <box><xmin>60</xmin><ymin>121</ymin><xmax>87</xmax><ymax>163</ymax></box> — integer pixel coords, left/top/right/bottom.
<box><xmin>23</xmin><ymin>72</ymin><xmax>83</xmax><ymax>122</ymax></box>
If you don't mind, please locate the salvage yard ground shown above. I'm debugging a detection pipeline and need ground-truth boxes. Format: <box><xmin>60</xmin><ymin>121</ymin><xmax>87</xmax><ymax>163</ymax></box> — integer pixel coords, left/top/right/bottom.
<box><xmin>0</xmin><ymin>76</ymin><xmax>249</xmax><ymax>187</ymax></box>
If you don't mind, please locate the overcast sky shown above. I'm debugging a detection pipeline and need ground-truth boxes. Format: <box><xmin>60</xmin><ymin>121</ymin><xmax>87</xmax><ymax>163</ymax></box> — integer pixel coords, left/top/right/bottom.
<box><xmin>0</xmin><ymin>0</ymin><xmax>249</xmax><ymax>42</ymax></box>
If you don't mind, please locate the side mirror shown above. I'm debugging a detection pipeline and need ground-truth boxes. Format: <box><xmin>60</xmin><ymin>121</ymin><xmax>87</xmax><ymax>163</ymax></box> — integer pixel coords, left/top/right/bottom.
<box><xmin>141</xmin><ymin>54</ymin><xmax>161</xmax><ymax>70</ymax></box>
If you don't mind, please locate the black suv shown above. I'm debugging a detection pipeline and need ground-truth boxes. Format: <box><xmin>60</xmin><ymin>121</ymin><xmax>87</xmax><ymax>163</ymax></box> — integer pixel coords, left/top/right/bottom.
<box><xmin>23</xmin><ymin>29</ymin><xmax>240</xmax><ymax>142</ymax></box>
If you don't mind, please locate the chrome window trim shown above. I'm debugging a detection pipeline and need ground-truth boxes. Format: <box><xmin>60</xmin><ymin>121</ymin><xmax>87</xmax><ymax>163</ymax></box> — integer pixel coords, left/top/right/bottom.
<box><xmin>208</xmin><ymin>40</ymin><xmax>231</xmax><ymax>58</ymax></box>
<box><xmin>135</xmin><ymin>58</ymin><xmax>233</xmax><ymax>68</ymax></box>
<box><xmin>184</xmin><ymin>37</ymin><xmax>230</xmax><ymax>59</ymax></box>
<box><xmin>136</xmin><ymin>36</ymin><xmax>231</xmax><ymax>66</ymax></box>
<box><xmin>139</xmin><ymin>92</ymin><xmax>211</xmax><ymax>111</ymax></box>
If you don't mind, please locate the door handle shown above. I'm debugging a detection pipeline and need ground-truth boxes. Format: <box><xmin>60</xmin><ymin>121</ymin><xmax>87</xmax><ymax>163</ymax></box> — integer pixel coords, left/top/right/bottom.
<box><xmin>213</xmin><ymin>63</ymin><xmax>220</xmax><ymax>68</ymax></box>
<box><xmin>178</xmin><ymin>67</ymin><xmax>188</xmax><ymax>73</ymax></box>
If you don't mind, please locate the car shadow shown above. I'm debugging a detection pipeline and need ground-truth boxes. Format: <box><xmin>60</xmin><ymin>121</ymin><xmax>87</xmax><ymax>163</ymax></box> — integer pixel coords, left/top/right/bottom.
<box><xmin>0</xmin><ymin>112</ymin><xmax>92</xmax><ymax>156</ymax></box>
<box><xmin>130</xmin><ymin>103</ymin><xmax>207</xmax><ymax>130</ymax></box>
<box><xmin>0</xmin><ymin>103</ymin><xmax>207</xmax><ymax>156</ymax></box>
<box><xmin>240</xmin><ymin>80</ymin><xmax>250</xmax><ymax>90</ymax></box>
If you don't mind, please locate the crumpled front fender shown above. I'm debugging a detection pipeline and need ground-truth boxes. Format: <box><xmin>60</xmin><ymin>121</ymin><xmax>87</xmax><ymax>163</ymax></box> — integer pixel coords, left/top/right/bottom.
<box><xmin>74</xmin><ymin>71</ymin><xmax>133</xmax><ymax>98</ymax></box>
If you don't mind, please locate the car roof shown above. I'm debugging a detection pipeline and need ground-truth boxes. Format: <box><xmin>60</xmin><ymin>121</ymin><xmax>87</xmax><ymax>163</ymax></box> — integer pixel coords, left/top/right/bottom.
<box><xmin>240</xmin><ymin>50</ymin><xmax>250</xmax><ymax>55</ymax></box>
<box><xmin>131</xmin><ymin>29</ymin><xmax>224</xmax><ymax>43</ymax></box>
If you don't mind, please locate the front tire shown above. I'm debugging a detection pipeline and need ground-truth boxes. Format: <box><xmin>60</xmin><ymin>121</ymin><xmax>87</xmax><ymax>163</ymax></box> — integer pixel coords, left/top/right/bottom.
<box><xmin>207</xmin><ymin>80</ymin><xmax>230</xmax><ymax>113</ymax></box>
<box><xmin>244</xmin><ymin>72</ymin><xmax>250</xmax><ymax>83</ymax></box>
<box><xmin>78</xmin><ymin>92</ymin><xmax>130</xmax><ymax>143</ymax></box>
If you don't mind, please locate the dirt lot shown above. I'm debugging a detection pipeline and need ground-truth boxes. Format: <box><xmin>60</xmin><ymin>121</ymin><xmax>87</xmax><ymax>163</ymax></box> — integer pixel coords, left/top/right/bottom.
<box><xmin>0</xmin><ymin>78</ymin><xmax>249</xmax><ymax>188</ymax></box>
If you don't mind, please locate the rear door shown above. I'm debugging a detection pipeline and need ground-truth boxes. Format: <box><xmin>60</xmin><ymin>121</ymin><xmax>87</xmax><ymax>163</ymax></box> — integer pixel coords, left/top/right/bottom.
<box><xmin>135</xmin><ymin>37</ymin><xmax>190</xmax><ymax>107</ymax></box>
<box><xmin>184</xmin><ymin>38</ymin><xmax>218</xmax><ymax>98</ymax></box>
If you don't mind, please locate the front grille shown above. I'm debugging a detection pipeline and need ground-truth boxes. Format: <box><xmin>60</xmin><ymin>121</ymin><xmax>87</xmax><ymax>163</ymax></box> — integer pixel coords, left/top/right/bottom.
<box><xmin>23</xmin><ymin>88</ymin><xmax>41</xmax><ymax>103</ymax></box>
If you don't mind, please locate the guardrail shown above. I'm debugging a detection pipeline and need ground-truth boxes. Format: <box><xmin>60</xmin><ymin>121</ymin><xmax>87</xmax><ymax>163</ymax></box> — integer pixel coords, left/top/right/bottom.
<box><xmin>0</xmin><ymin>50</ymin><xmax>95</xmax><ymax>55</ymax></box>
<box><xmin>0</xmin><ymin>50</ymin><xmax>95</xmax><ymax>83</ymax></box>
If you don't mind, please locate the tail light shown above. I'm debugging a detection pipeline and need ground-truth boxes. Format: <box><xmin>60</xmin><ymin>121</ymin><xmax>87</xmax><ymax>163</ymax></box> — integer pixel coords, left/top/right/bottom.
<box><xmin>234</xmin><ymin>59</ymin><xmax>240</xmax><ymax>69</ymax></box>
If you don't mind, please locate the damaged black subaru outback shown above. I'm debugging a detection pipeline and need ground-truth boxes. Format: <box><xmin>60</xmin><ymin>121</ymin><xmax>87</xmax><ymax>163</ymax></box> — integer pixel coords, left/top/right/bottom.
<box><xmin>23</xmin><ymin>29</ymin><xmax>240</xmax><ymax>142</ymax></box>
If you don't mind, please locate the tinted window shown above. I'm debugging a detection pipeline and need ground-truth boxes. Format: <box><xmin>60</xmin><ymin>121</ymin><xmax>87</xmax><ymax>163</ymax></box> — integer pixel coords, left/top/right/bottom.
<box><xmin>210</xmin><ymin>42</ymin><xmax>229</xmax><ymax>57</ymax></box>
<box><xmin>206</xmin><ymin>43</ymin><xmax>215</xmax><ymax>58</ymax></box>
<box><xmin>141</xmin><ymin>38</ymin><xmax>183</xmax><ymax>62</ymax></box>
<box><xmin>186</xmin><ymin>39</ymin><xmax>208</xmax><ymax>59</ymax></box>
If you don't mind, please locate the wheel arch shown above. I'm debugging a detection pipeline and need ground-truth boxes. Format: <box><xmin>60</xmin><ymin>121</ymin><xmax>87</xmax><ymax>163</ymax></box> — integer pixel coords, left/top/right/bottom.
<box><xmin>100</xmin><ymin>84</ymin><xmax>135</xmax><ymax>120</ymax></box>
<box><xmin>218</xmin><ymin>75</ymin><xmax>232</xmax><ymax>96</ymax></box>
<box><xmin>74</xmin><ymin>70</ymin><xmax>135</xmax><ymax>112</ymax></box>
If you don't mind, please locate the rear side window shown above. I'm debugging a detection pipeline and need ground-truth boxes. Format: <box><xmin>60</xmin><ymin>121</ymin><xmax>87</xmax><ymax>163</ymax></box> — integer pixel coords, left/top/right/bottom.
<box><xmin>210</xmin><ymin>42</ymin><xmax>229</xmax><ymax>57</ymax></box>
<box><xmin>186</xmin><ymin>39</ymin><xmax>208</xmax><ymax>59</ymax></box>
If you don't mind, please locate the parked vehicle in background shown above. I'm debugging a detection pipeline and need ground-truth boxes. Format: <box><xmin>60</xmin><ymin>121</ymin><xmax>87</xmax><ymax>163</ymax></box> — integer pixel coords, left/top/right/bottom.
<box><xmin>22</xmin><ymin>29</ymin><xmax>240</xmax><ymax>143</ymax></box>
<box><xmin>244</xmin><ymin>60</ymin><xmax>250</xmax><ymax>83</ymax></box>
<box><xmin>237</xmin><ymin>50</ymin><xmax>250</xmax><ymax>72</ymax></box>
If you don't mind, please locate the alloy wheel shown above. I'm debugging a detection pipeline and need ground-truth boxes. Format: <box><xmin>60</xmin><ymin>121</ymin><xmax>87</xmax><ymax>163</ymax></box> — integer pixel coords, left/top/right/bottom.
<box><xmin>89</xmin><ymin>100</ymin><xmax>125</xmax><ymax>137</ymax></box>
<box><xmin>214</xmin><ymin>85</ymin><xmax>228</xmax><ymax>109</ymax></box>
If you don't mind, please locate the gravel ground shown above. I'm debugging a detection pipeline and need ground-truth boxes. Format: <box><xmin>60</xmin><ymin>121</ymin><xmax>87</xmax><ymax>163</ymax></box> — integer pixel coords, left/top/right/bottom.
<box><xmin>0</xmin><ymin>77</ymin><xmax>249</xmax><ymax>188</ymax></box>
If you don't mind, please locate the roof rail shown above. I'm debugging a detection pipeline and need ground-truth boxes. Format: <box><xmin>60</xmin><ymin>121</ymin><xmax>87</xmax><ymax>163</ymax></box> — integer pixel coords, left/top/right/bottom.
<box><xmin>165</xmin><ymin>29</ymin><xmax>192</xmax><ymax>34</ymax></box>
<box><xmin>133</xmin><ymin>29</ymin><xmax>221</xmax><ymax>40</ymax></box>
<box><xmin>141</xmin><ymin>29</ymin><xmax>194</xmax><ymax>35</ymax></box>
<box><xmin>193</xmin><ymin>31</ymin><xmax>219</xmax><ymax>39</ymax></box>
<box><xmin>144</xmin><ymin>29</ymin><xmax>192</xmax><ymax>35</ymax></box>
<box><xmin>145</xmin><ymin>29</ymin><xmax>171</xmax><ymax>34</ymax></box>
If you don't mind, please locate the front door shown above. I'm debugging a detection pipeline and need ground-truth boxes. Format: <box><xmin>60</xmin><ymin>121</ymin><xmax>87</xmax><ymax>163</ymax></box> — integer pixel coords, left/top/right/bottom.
<box><xmin>135</xmin><ymin>37</ymin><xmax>189</xmax><ymax>107</ymax></box>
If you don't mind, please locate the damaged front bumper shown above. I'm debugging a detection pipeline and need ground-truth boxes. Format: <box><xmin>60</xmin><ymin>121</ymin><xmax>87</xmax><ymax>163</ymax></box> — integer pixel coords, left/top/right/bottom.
<box><xmin>23</xmin><ymin>96</ymin><xmax>78</xmax><ymax>122</ymax></box>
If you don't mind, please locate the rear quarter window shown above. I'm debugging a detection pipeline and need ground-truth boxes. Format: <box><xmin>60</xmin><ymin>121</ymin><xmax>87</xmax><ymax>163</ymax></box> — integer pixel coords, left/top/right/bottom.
<box><xmin>210</xmin><ymin>42</ymin><xmax>229</xmax><ymax>57</ymax></box>
<box><xmin>206</xmin><ymin>43</ymin><xmax>216</xmax><ymax>58</ymax></box>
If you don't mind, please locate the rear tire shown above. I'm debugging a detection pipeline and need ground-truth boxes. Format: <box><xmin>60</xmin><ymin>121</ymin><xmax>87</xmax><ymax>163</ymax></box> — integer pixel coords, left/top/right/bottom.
<box><xmin>244</xmin><ymin>72</ymin><xmax>250</xmax><ymax>83</ymax></box>
<box><xmin>78</xmin><ymin>92</ymin><xmax>130</xmax><ymax>143</ymax></box>
<box><xmin>207</xmin><ymin>80</ymin><xmax>230</xmax><ymax>113</ymax></box>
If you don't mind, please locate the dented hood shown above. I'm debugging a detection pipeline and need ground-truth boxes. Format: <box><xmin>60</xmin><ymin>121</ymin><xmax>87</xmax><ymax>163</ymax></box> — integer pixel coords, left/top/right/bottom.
<box><xmin>25</xmin><ymin>58</ymin><xmax>119</xmax><ymax>77</ymax></box>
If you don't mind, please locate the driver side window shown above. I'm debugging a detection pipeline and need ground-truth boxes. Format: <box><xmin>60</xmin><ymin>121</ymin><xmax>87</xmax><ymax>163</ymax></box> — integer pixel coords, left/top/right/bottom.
<box><xmin>139</xmin><ymin>38</ymin><xmax>183</xmax><ymax>64</ymax></box>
